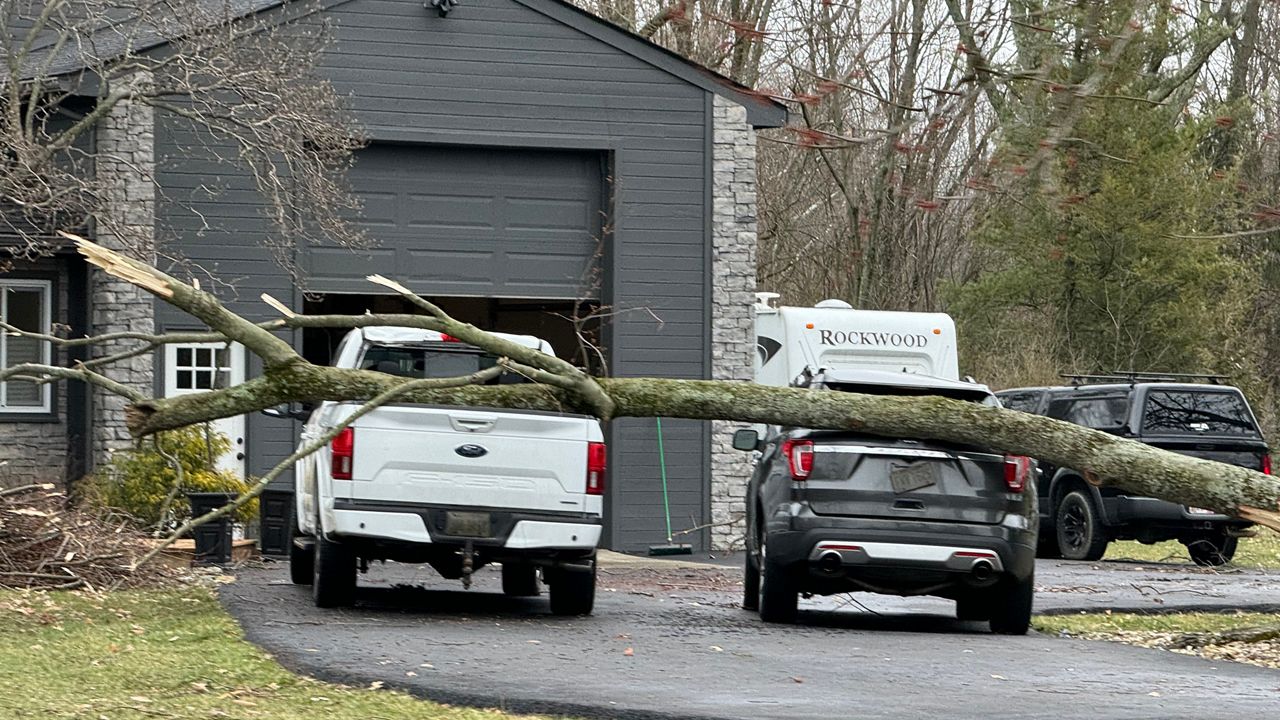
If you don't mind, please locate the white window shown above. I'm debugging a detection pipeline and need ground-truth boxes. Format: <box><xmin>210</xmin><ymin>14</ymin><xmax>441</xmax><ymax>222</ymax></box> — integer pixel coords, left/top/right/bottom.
<box><xmin>0</xmin><ymin>280</ymin><xmax>53</xmax><ymax>413</ymax></box>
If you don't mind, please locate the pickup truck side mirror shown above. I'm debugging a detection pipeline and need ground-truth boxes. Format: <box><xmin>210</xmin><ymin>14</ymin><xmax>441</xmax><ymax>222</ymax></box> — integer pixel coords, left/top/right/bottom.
<box><xmin>261</xmin><ymin>404</ymin><xmax>312</xmax><ymax>421</ymax></box>
<box><xmin>732</xmin><ymin>428</ymin><xmax>761</xmax><ymax>452</ymax></box>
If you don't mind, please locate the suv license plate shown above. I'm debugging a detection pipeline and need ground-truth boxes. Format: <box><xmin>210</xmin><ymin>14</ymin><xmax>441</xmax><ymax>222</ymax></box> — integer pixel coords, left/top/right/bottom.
<box><xmin>445</xmin><ymin>511</ymin><xmax>491</xmax><ymax>537</ymax></box>
<box><xmin>890</xmin><ymin>462</ymin><xmax>939</xmax><ymax>494</ymax></box>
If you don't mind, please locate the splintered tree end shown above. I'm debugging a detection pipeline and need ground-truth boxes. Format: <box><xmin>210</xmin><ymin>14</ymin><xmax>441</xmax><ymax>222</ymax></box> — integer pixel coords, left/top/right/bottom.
<box><xmin>65</xmin><ymin>231</ymin><xmax>174</xmax><ymax>299</ymax></box>
<box><xmin>1237</xmin><ymin>505</ymin><xmax>1280</xmax><ymax>533</ymax></box>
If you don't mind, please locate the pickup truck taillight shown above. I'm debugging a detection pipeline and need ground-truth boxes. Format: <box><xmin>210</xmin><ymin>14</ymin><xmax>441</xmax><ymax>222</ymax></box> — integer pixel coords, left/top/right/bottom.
<box><xmin>331</xmin><ymin>427</ymin><xmax>354</xmax><ymax>480</ymax></box>
<box><xmin>781</xmin><ymin>439</ymin><xmax>814</xmax><ymax>481</ymax></box>
<box><xmin>586</xmin><ymin>442</ymin><xmax>607</xmax><ymax>495</ymax></box>
<box><xmin>1263</xmin><ymin>454</ymin><xmax>1272</xmax><ymax>475</ymax></box>
<box><xmin>1003</xmin><ymin>455</ymin><xmax>1031</xmax><ymax>492</ymax></box>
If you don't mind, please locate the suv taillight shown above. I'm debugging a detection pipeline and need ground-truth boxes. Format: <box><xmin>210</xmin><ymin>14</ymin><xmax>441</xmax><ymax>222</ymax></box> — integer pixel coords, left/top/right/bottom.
<box><xmin>331</xmin><ymin>427</ymin><xmax>354</xmax><ymax>480</ymax></box>
<box><xmin>586</xmin><ymin>442</ymin><xmax>607</xmax><ymax>495</ymax></box>
<box><xmin>1003</xmin><ymin>455</ymin><xmax>1030</xmax><ymax>492</ymax></box>
<box><xmin>781</xmin><ymin>439</ymin><xmax>814</xmax><ymax>481</ymax></box>
<box><xmin>1264</xmin><ymin>454</ymin><xmax>1272</xmax><ymax>475</ymax></box>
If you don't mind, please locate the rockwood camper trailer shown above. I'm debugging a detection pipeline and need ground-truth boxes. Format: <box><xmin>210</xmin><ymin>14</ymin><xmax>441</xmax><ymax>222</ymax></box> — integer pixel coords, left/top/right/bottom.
<box><xmin>753</xmin><ymin>293</ymin><xmax>959</xmax><ymax>386</ymax></box>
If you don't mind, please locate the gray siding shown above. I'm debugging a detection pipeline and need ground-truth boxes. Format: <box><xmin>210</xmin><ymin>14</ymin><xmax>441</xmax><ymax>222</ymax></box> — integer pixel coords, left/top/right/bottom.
<box><xmin>155</xmin><ymin>0</ymin><xmax>714</xmax><ymax>551</ymax></box>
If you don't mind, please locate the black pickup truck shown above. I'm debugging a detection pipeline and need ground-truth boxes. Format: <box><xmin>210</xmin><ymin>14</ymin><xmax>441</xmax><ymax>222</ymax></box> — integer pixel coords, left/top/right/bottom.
<box><xmin>997</xmin><ymin>375</ymin><xmax>1270</xmax><ymax>566</ymax></box>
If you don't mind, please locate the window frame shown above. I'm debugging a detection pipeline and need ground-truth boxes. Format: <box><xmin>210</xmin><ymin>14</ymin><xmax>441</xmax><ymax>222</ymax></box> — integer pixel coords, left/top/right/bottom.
<box><xmin>0</xmin><ymin>278</ymin><xmax>54</xmax><ymax>416</ymax></box>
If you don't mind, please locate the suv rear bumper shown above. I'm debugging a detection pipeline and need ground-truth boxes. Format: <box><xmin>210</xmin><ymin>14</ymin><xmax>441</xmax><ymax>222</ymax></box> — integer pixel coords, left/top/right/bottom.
<box><xmin>767</xmin><ymin>512</ymin><xmax>1036</xmax><ymax>582</ymax></box>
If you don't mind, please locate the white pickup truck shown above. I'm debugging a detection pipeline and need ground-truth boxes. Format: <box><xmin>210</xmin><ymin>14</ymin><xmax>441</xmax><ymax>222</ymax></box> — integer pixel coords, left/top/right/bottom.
<box><xmin>283</xmin><ymin>326</ymin><xmax>605</xmax><ymax>614</ymax></box>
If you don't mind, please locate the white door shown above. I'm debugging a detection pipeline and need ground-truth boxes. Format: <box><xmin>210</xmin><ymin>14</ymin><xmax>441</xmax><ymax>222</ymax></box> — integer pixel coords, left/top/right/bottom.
<box><xmin>163</xmin><ymin>342</ymin><xmax>246</xmax><ymax>477</ymax></box>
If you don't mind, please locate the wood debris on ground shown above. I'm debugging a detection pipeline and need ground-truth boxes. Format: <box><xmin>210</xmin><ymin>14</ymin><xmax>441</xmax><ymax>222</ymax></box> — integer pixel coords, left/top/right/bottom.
<box><xmin>0</xmin><ymin>483</ymin><xmax>176</xmax><ymax>591</ymax></box>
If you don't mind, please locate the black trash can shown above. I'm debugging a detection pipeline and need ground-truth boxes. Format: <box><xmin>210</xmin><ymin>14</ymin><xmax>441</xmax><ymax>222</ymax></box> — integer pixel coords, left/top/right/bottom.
<box><xmin>186</xmin><ymin>491</ymin><xmax>237</xmax><ymax>565</ymax></box>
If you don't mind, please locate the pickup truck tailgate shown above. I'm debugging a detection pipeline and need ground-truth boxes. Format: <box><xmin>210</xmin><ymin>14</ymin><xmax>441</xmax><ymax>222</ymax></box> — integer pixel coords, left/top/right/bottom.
<box><xmin>345</xmin><ymin>407</ymin><xmax>592</xmax><ymax>513</ymax></box>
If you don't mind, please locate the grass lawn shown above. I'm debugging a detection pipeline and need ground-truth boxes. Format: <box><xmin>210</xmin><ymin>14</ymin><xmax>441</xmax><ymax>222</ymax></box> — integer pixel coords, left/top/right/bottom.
<box><xmin>0</xmin><ymin>586</ymin><xmax>552</xmax><ymax>720</ymax></box>
<box><xmin>1035</xmin><ymin>611</ymin><xmax>1279</xmax><ymax>636</ymax></box>
<box><xmin>1104</xmin><ymin>529</ymin><xmax>1280</xmax><ymax>569</ymax></box>
<box><xmin>1034</xmin><ymin>612</ymin><xmax>1280</xmax><ymax>670</ymax></box>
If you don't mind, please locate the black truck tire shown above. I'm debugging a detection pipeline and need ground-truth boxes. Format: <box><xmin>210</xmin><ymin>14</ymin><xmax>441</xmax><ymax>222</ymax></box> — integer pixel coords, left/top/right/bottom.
<box><xmin>742</xmin><ymin>551</ymin><xmax>761</xmax><ymax>611</ymax></box>
<box><xmin>1056</xmin><ymin>490</ymin><xmax>1110</xmax><ymax>561</ymax></box>
<box><xmin>1185</xmin><ymin>533</ymin><xmax>1238</xmax><ymax>567</ymax></box>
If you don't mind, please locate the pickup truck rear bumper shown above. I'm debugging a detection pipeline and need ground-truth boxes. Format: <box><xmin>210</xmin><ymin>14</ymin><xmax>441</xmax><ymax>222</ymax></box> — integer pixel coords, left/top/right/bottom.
<box><xmin>330</xmin><ymin>500</ymin><xmax>601</xmax><ymax>550</ymax></box>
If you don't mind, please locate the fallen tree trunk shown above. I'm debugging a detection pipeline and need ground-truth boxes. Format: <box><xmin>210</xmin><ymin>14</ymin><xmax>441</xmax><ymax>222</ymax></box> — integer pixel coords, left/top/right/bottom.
<box><xmin>15</xmin><ymin>235</ymin><xmax>1280</xmax><ymax>535</ymax></box>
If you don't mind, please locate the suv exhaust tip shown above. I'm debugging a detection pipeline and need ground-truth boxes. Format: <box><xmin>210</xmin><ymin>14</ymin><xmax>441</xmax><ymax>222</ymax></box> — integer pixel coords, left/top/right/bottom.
<box><xmin>970</xmin><ymin>559</ymin><xmax>994</xmax><ymax>582</ymax></box>
<box><xmin>817</xmin><ymin>551</ymin><xmax>844</xmax><ymax>574</ymax></box>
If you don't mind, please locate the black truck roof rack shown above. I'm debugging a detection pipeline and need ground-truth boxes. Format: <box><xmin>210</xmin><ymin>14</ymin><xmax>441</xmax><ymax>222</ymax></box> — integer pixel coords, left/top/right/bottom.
<box><xmin>1059</xmin><ymin>371</ymin><xmax>1231</xmax><ymax>386</ymax></box>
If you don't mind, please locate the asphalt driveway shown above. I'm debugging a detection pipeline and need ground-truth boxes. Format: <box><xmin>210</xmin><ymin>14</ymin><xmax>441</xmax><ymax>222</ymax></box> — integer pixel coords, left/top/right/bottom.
<box><xmin>221</xmin><ymin>555</ymin><xmax>1280</xmax><ymax>719</ymax></box>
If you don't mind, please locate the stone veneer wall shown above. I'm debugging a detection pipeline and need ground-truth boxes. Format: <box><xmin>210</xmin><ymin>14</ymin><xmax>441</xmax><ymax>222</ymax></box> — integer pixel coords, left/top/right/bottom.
<box><xmin>0</xmin><ymin>257</ymin><xmax>70</xmax><ymax>486</ymax></box>
<box><xmin>708</xmin><ymin>95</ymin><xmax>759</xmax><ymax>551</ymax></box>
<box><xmin>91</xmin><ymin>81</ymin><xmax>156</xmax><ymax>468</ymax></box>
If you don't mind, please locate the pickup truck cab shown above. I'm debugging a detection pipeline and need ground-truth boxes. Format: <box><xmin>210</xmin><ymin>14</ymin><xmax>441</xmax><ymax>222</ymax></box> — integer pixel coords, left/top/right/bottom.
<box><xmin>287</xmin><ymin>326</ymin><xmax>605</xmax><ymax>614</ymax></box>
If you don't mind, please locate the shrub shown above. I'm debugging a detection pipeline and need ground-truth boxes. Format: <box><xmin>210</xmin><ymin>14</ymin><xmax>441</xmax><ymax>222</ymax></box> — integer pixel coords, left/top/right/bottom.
<box><xmin>83</xmin><ymin>424</ymin><xmax>258</xmax><ymax>529</ymax></box>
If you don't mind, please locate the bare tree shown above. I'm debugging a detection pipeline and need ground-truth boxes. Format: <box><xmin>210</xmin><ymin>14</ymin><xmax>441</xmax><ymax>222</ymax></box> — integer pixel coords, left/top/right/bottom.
<box><xmin>0</xmin><ymin>0</ymin><xmax>366</xmax><ymax>271</ymax></box>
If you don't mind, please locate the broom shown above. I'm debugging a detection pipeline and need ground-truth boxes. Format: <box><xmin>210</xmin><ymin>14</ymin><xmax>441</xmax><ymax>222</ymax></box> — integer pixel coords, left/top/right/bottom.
<box><xmin>648</xmin><ymin>416</ymin><xmax>693</xmax><ymax>556</ymax></box>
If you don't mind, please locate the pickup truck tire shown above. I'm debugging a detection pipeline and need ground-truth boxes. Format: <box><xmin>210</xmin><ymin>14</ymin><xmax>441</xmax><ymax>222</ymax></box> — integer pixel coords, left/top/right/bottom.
<box><xmin>988</xmin><ymin>572</ymin><xmax>1034</xmax><ymax>635</ymax></box>
<box><xmin>1185</xmin><ymin>533</ymin><xmax>1238</xmax><ymax>567</ymax></box>
<box><xmin>548</xmin><ymin>557</ymin><xmax>596</xmax><ymax>616</ymax></box>
<box><xmin>501</xmin><ymin>562</ymin><xmax>541</xmax><ymax>597</ymax></box>
<box><xmin>742</xmin><ymin>551</ymin><xmax>761</xmax><ymax>611</ymax></box>
<box><xmin>289</xmin><ymin>537</ymin><xmax>314</xmax><ymax>586</ymax></box>
<box><xmin>312</xmin><ymin>534</ymin><xmax>357</xmax><ymax>608</ymax></box>
<box><xmin>1056</xmin><ymin>490</ymin><xmax>1109</xmax><ymax>561</ymax></box>
<box><xmin>757</xmin><ymin>544</ymin><xmax>798</xmax><ymax>624</ymax></box>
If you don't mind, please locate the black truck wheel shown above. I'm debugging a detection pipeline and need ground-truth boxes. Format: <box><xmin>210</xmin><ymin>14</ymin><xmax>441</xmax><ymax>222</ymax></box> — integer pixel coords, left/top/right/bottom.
<box><xmin>1185</xmin><ymin>533</ymin><xmax>1238</xmax><ymax>567</ymax></box>
<box><xmin>1056</xmin><ymin>490</ymin><xmax>1110</xmax><ymax>561</ymax></box>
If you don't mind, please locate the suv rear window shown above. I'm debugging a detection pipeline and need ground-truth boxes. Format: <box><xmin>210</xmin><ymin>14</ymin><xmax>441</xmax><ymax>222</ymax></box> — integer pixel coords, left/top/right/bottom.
<box><xmin>1142</xmin><ymin>390</ymin><xmax>1258</xmax><ymax>437</ymax></box>
<box><xmin>360</xmin><ymin>345</ymin><xmax>528</xmax><ymax>384</ymax></box>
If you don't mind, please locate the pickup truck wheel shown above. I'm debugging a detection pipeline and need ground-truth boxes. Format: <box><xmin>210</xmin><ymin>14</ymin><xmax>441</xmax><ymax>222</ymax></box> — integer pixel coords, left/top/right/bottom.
<box><xmin>988</xmin><ymin>572</ymin><xmax>1034</xmax><ymax>635</ymax></box>
<box><xmin>312</xmin><ymin>534</ymin><xmax>357</xmax><ymax>608</ymax></box>
<box><xmin>289</xmin><ymin>536</ymin><xmax>314</xmax><ymax>586</ymax></box>
<box><xmin>757</xmin><ymin>544</ymin><xmax>798</xmax><ymax>624</ymax></box>
<box><xmin>501</xmin><ymin>562</ymin><xmax>540</xmax><ymax>597</ymax></box>
<box><xmin>1056</xmin><ymin>490</ymin><xmax>1109</xmax><ymax>561</ymax></box>
<box><xmin>1185</xmin><ymin>534</ymin><xmax>1238</xmax><ymax>567</ymax></box>
<box><xmin>742</xmin><ymin>550</ymin><xmax>761</xmax><ymax>611</ymax></box>
<box><xmin>548</xmin><ymin>558</ymin><xmax>596</xmax><ymax>616</ymax></box>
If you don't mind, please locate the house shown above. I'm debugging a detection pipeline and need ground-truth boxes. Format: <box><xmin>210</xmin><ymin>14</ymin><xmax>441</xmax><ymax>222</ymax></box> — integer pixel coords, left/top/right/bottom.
<box><xmin>0</xmin><ymin>0</ymin><xmax>785</xmax><ymax>552</ymax></box>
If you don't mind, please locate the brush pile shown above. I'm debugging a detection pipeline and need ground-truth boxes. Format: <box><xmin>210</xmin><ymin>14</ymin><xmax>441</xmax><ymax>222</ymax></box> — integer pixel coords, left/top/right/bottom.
<box><xmin>0</xmin><ymin>483</ymin><xmax>173</xmax><ymax>590</ymax></box>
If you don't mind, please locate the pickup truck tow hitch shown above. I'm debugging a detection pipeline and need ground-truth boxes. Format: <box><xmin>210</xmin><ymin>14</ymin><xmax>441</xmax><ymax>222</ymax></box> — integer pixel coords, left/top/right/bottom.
<box><xmin>461</xmin><ymin>540</ymin><xmax>475</xmax><ymax>589</ymax></box>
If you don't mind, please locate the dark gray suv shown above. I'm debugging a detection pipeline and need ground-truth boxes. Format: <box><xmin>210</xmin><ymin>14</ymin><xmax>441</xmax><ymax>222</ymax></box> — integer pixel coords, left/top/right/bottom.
<box><xmin>734</xmin><ymin>370</ymin><xmax>1037</xmax><ymax>634</ymax></box>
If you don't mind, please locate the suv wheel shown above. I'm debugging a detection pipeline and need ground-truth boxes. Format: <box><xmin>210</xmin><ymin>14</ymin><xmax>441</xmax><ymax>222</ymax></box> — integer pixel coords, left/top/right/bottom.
<box><xmin>501</xmin><ymin>562</ymin><xmax>541</xmax><ymax>597</ymax></box>
<box><xmin>988</xmin><ymin>572</ymin><xmax>1034</xmax><ymax>635</ymax></box>
<box><xmin>1056</xmin><ymin>490</ymin><xmax>1109</xmax><ymax>561</ymax></box>
<box><xmin>312</xmin><ymin>532</ymin><xmax>357</xmax><ymax>608</ymax></box>
<box><xmin>548</xmin><ymin>556</ymin><xmax>596</xmax><ymax>616</ymax></box>
<box><xmin>757</xmin><ymin>543</ymin><xmax>798</xmax><ymax>624</ymax></box>
<box><xmin>742</xmin><ymin>551</ymin><xmax>761</xmax><ymax>611</ymax></box>
<box><xmin>1184</xmin><ymin>533</ymin><xmax>1238</xmax><ymax>567</ymax></box>
<box><xmin>288</xmin><ymin>515</ymin><xmax>314</xmax><ymax>586</ymax></box>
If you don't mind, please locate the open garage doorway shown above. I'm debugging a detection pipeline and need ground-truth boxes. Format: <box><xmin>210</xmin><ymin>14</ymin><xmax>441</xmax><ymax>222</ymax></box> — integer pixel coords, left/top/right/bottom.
<box><xmin>300</xmin><ymin>294</ymin><xmax>606</xmax><ymax>375</ymax></box>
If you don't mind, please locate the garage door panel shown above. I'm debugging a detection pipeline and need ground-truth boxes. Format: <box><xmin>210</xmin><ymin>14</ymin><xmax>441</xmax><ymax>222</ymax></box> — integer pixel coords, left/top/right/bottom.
<box><xmin>307</xmin><ymin>144</ymin><xmax>603</xmax><ymax>299</ymax></box>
